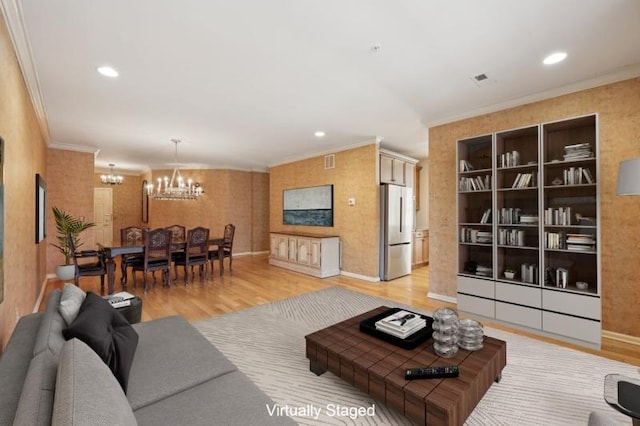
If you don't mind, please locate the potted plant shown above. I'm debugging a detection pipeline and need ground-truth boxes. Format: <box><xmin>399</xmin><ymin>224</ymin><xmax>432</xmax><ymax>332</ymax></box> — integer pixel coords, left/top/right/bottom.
<box><xmin>503</xmin><ymin>268</ymin><xmax>516</xmax><ymax>280</ymax></box>
<box><xmin>51</xmin><ymin>206</ymin><xmax>96</xmax><ymax>280</ymax></box>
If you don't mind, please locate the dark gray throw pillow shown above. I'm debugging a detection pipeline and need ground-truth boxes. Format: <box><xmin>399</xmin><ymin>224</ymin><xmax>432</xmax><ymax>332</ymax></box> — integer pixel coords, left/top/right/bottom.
<box><xmin>62</xmin><ymin>292</ymin><xmax>138</xmax><ymax>392</ymax></box>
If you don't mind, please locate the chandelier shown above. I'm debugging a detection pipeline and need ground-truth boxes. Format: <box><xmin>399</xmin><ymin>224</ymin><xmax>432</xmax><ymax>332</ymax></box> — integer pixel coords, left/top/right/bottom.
<box><xmin>101</xmin><ymin>164</ymin><xmax>124</xmax><ymax>185</ymax></box>
<box><xmin>146</xmin><ymin>139</ymin><xmax>204</xmax><ymax>201</ymax></box>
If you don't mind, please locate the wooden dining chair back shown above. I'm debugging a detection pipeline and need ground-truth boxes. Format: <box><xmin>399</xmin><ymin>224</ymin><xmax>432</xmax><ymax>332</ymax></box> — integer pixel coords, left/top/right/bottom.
<box><xmin>165</xmin><ymin>224</ymin><xmax>186</xmax><ymax>242</ymax></box>
<box><xmin>173</xmin><ymin>227</ymin><xmax>209</xmax><ymax>284</ymax></box>
<box><xmin>119</xmin><ymin>226</ymin><xmax>148</xmax><ymax>285</ymax></box>
<box><xmin>165</xmin><ymin>224</ymin><xmax>186</xmax><ymax>279</ymax></box>
<box><xmin>132</xmin><ymin>228</ymin><xmax>172</xmax><ymax>291</ymax></box>
<box><xmin>209</xmin><ymin>223</ymin><xmax>235</xmax><ymax>275</ymax></box>
<box><xmin>68</xmin><ymin>233</ymin><xmax>107</xmax><ymax>293</ymax></box>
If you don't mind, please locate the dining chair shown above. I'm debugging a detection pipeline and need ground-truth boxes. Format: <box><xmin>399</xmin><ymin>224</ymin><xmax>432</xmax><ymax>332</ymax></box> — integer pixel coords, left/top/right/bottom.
<box><xmin>165</xmin><ymin>224</ymin><xmax>186</xmax><ymax>280</ymax></box>
<box><xmin>173</xmin><ymin>227</ymin><xmax>210</xmax><ymax>284</ymax></box>
<box><xmin>209</xmin><ymin>224</ymin><xmax>235</xmax><ymax>276</ymax></box>
<box><xmin>131</xmin><ymin>228</ymin><xmax>172</xmax><ymax>292</ymax></box>
<box><xmin>120</xmin><ymin>226</ymin><xmax>148</xmax><ymax>285</ymax></box>
<box><xmin>68</xmin><ymin>234</ymin><xmax>107</xmax><ymax>293</ymax></box>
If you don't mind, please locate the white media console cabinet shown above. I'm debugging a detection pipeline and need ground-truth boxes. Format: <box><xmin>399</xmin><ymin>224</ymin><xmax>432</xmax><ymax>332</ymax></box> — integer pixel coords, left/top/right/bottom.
<box><xmin>269</xmin><ymin>232</ymin><xmax>340</xmax><ymax>278</ymax></box>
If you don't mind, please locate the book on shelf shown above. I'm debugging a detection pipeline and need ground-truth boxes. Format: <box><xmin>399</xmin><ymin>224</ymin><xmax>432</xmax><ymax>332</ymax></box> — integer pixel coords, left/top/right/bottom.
<box><xmin>563</xmin><ymin>143</ymin><xmax>593</xmax><ymax>161</ymax></box>
<box><xmin>480</xmin><ymin>208</ymin><xmax>492</xmax><ymax>224</ymax></box>
<box><xmin>375</xmin><ymin>310</ymin><xmax>426</xmax><ymax>339</ymax></box>
<box><xmin>565</xmin><ymin>233</ymin><xmax>596</xmax><ymax>251</ymax></box>
<box><xmin>460</xmin><ymin>228</ymin><xmax>492</xmax><ymax>244</ymax></box>
<box><xmin>545</xmin><ymin>231</ymin><xmax>567</xmax><ymax>249</ymax></box>
<box><xmin>475</xmin><ymin>265</ymin><xmax>493</xmax><ymax>277</ymax></box>
<box><xmin>459</xmin><ymin>175</ymin><xmax>491</xmax><ymax>192</ymax></box>
<box><xmin>582</xmin><ymin>168</ymin><xmax>595</xmax><ymax>184</ymax></box>
<box><xmin>498</xmin><ymin>228</ymin><xmax>525</xmax><ymax>246</ymax></box>
<box><xmin>511</xmin><ymin>172</ymin><xmax>535</xmax><ymax>188</ymax></box>
<box><xmin>498</xmin><ymin>150</ymin><xmax>520</xmax><ymax>168</ymax></box>
<box><xmin>555</xmin><ymin>268</ymin><xmax>569</xmax><ymax>288</ymax></box>
<box><xmin>562</xmin><ymin>167</ymin><xmax>594</xmax><ymax>185</ymax></box>
<box><xmin>544</xmin><ymin>206</ymin><xmax>572</xmax><ymax>225</ymax></box>
<box><xmin>459</xmin><ymin>159</ymin><xmax>474</xmax><ymax>172</ymax></box>
<box><xmin>520</xmin><ymin>263</ymin><xmax>538</xmax><ymax>284</ymax></box>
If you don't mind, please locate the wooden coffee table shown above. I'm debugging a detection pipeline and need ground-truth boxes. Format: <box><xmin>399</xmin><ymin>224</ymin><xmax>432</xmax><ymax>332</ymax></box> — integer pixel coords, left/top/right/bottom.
<box><xmin>305</xmin><ymin>306</ymin><xmax>506</xmax><ymax>426</ymax></box>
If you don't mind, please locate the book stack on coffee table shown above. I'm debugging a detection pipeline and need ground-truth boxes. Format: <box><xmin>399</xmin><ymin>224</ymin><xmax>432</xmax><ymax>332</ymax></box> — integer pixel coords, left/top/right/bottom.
<box><xmin>375</xmin><ymin>310</ymin><xmax>427</xmax><ymax>339</ymax></box>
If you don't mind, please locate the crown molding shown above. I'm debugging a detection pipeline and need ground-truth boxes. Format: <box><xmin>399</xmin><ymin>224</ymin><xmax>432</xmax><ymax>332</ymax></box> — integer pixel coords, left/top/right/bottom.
<box><xmin>425</xmin><ymin>64</ymin><xmax>640</xmax><ymax>128</ymax></box>
<box><xmin>268</xmin><ymin>138</ymin><xmax>378</xmax><ymax>168</ymax></box>
<box><xmin>1</xmin><ymin>0</ymin><xmax>50</xmax><ymax>144</ymax></box>
<box><xmin>49</xmin><ymin>141</ymin><xmax>100</xmax><ymax>156</ymax></box>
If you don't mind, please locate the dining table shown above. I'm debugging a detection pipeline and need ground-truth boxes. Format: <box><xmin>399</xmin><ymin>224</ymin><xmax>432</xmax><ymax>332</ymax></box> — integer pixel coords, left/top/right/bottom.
<box><xmin>99</xmin><ymin>237</ymin><xmax>225</xmax><ymax>294</ymax></box>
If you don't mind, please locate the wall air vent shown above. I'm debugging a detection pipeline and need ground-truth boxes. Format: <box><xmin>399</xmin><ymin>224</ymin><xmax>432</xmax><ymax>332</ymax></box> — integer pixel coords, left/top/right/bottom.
<box><xmin>324</xmin><ymin>154</ymin><xmax>335</xmax><ymax>170</ymax></box>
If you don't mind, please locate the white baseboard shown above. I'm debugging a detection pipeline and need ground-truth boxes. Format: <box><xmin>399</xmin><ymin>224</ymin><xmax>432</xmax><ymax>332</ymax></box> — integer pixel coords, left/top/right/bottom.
<box><xmin>427</xmin><ymin>292</ymin><xmax>457</xmax><ymax>304</ymax></box>
<box><xmin>340</xmin><ymin>271</ymin><xmax>380</xmax><ymax>282</ymax></box>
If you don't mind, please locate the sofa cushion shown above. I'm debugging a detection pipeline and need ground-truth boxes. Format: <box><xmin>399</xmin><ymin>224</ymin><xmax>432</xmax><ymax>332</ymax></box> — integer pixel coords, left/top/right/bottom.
<box><xmin>58</xmin><ymin>283</ymin><xmax>86</xmax><ymax>326</ymax></box>
<box><xmin>52</xmin><ymin>339</ymin><xmax>138</xmax><ymax>426</ymax></box>
<box><xmin>133</xmin><ymin>370</ymin><xmax>295</xmax><ymax>426</ymax></box>
<box><xmin>0</xmin><ymin>313</ymin><xmax>43</xmax><ymax>426</ymax></box>
<box><xmin>63</xmin><ymin>292</ymin><xmax>139</xmax><ymax>392</ymax></box>
<box><xmin>127</xmin><ymin>316</ymin><xmax>237</xmax><ymax>410</ymax></box>
<box><xmin>33</xmin><ymin>290</ymin><xmax>66</xmax><ymax>357</ymax></box>
<box><xmin>12</xmin><ymin>350</ymin><xmax>58</xmax><ymax>426</ymax></box>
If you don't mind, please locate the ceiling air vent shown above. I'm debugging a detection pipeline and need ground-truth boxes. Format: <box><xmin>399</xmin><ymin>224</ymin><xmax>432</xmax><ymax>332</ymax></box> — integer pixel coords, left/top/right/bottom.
<box><xmin>470</xmin><ymin>72</ymin><xmax>496</xmax><ymax>88</ymax></box>
<box><xmin>324</xmin><ymin>154</ymin><xmax>335</xmax><ymax>170</ymax></box>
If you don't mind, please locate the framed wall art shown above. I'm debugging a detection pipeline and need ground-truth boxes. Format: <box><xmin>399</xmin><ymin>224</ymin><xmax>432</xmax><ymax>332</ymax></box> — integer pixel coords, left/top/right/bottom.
<box><xmin>283</xmin><ymin>184</ymin><xmax>333</xmax><ymax>226</ymax></box>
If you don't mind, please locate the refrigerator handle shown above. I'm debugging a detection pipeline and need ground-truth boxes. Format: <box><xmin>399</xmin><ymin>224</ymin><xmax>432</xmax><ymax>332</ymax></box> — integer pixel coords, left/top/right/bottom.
<box><xmin>399</xmin><ymin>196</ymin><xmax>403</xmax><ymax>232</ymax></box>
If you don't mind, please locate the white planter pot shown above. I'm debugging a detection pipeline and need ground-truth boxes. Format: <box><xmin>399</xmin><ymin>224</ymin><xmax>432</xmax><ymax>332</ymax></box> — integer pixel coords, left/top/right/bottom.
<box><xmin>56</xmin><ymin>264</ymin><xmax>75</xmax><ymax>281</ymax></box>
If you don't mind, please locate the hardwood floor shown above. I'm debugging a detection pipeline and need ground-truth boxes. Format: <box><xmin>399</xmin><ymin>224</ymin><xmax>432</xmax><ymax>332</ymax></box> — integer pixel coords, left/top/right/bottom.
<box><xmin>42</xmin><ymin>254</ymin><xmax>640</xmax><ymax>365</ymax></box>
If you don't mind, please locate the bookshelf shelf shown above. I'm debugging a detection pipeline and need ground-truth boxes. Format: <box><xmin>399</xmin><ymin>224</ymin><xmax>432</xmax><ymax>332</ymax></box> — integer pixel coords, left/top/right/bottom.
<box><xmin>456</xmin><ymin>114</ymin><xmax>601</xmax><ymax>348</ymax></box>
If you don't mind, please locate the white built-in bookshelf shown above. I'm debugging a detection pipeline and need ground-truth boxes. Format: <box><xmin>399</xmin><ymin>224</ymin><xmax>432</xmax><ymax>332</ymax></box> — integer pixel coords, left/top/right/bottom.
<box><xmin>456</xmin><ymin>114</ymin><xmax>600</xmax><ymax>348</ymax></box>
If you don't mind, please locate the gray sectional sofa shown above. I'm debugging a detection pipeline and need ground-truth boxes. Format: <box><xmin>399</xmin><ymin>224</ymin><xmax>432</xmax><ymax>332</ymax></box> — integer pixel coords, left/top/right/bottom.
<box><xmin>0</xmin><ymin>289</ymin><xmax>295</xmax><ymax>425</ymax></box>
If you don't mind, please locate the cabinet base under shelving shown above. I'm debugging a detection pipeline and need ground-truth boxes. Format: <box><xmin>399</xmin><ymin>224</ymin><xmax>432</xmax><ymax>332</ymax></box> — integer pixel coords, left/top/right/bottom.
<box><xmin>457</xmin><ymin>305</ymin><xmax>601</xmax><ymax>350</ymax></box>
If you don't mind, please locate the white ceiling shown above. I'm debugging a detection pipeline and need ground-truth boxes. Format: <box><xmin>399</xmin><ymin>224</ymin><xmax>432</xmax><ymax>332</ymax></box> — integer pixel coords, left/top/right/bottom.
<box><xmin>4</xmin><ymin>0</ymin><xmax>640</xmax><ymax>172</ymax></box>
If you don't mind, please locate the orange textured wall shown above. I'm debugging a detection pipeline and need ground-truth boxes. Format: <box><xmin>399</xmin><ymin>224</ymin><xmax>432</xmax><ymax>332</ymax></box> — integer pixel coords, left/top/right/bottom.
<box><xmin>0</xmin><ymin>13</ymin><xmax>48</xmax><ymax>351</ymax></box>
<box><xmin>93</xmin><ymin>173</ymin><xmax>143</xmax><ymax>244</ymax></box>
<box><xmin>147</xmin><ymin>169</ymin><xmax>268</xmax><ymax>254</ymax></box>
<box><xmin>46</xmin><ymin>149</ymin><xmax>96</xmax><ymax>272</ymax></box>
<box><xmin>269</xmin><ymin>144</ymin><xmax>380</xmax><ymax>278</ymax></box>
<box><xmin>252</xmin><ymin>172</ymin><xmax>270</xmax><ymax>252</ymax></box>
<box><xmin>429</xmin><ymin>77</ymin><xmax>640</xmax><ymax>337</ymax></box>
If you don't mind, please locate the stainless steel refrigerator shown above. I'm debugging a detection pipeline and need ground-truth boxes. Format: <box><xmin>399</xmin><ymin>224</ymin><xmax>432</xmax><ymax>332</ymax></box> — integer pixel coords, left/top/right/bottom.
<box><xmin>380</xmin><ymin>184</ymin><xmax>413</xmax><ymax>280</ymax></box>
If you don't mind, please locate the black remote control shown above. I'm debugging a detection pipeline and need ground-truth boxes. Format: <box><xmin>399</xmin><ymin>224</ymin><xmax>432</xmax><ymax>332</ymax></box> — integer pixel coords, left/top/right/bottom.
<box><xmin>405</xmin><ymin>365</ymin><xmax>459</xmax><ymax>380</ymax></box>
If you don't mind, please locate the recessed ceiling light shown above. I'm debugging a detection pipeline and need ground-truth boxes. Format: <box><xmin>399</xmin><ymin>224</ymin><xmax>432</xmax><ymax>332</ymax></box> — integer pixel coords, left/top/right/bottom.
<box><xmin>314</xmin><ymin>131</ymin><xmax>325</xmax><ymax>138</ymax></box>
<box><xmin>97</xmin><ymin>66</ymin><xmax>119</xmax><ymax>77</ymax></box>
<box><xmin>543</xmin><ymin>52</ymin><xmax>567</xmax><ymax>65</ymax></box>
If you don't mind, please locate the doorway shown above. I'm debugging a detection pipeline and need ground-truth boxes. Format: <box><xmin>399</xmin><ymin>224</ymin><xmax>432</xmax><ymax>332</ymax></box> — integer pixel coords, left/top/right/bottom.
<box><xmin>94</xmin><ymin>187</ymin><xmax>113</xmax><ymax>246</ymax></box>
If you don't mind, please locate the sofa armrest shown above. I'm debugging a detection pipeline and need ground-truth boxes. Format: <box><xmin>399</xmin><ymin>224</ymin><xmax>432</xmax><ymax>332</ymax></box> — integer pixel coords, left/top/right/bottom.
<box><xmin>0</xmin><ymin>313</ymin><xmax>43</xmax><ymax>426</ymax></box>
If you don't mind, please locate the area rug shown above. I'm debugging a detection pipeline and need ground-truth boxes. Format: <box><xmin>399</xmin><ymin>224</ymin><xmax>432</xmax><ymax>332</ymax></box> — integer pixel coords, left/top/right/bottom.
<box><xmin>193</xmin><ymin>287</ymin><xmax>635</xmax><ymax>425</ymax></box>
